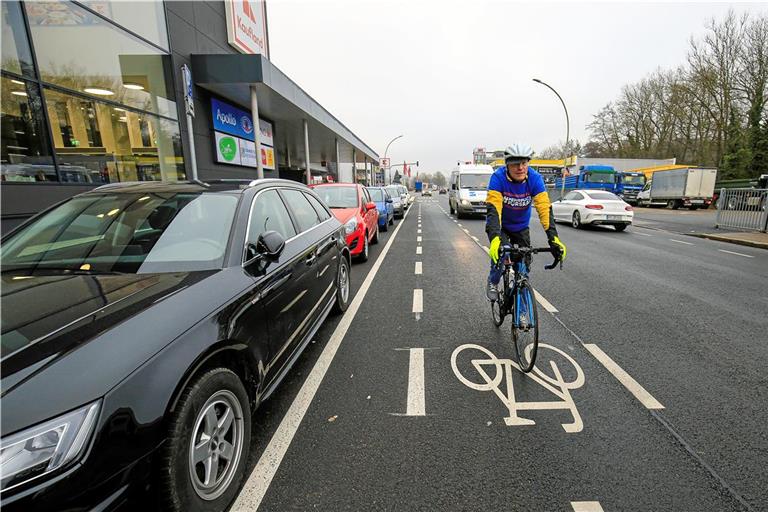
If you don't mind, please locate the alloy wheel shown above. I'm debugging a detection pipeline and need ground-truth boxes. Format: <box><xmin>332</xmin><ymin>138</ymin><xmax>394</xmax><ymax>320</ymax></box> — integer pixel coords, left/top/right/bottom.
<box><xmin>188</xmin><ymin>390</ymin><xmax>244</xmax><ymax>501</ymax></box>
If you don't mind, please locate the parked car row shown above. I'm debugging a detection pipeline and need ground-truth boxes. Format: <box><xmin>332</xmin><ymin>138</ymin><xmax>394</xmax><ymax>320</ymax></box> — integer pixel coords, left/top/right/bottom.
<box><xmin>0</xmin><ymin>179</ymin><xmax>363</xmax><ymax>511</ymax></box>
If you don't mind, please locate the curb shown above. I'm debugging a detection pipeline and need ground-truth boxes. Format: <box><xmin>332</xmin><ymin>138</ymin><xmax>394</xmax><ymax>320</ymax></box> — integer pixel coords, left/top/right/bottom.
<box><xmin>686</xmin><ymin>233</ymin><xmax>768</xmax><ymax>250</ymax></box>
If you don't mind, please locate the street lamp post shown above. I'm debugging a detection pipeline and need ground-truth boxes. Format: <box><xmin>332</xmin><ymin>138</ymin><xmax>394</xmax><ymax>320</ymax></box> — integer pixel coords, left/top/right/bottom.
<box><xmin>533</xmin><ymin>78</ymin><xmax>570</xmax><ymax>199</ymax></box>
<box><xmin>383</xmin><ymin>134</ymin><xmax>403</xmax><ymax>185</ymax></box>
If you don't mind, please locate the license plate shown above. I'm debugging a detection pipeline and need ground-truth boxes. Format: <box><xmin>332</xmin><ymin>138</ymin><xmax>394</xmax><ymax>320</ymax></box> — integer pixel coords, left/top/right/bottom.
<box><xmin>606</xmin><ymin>215</ymin><xmax>622</xmax><ymax>221</ymax></box>
<box><xmin>691</xmin><ymin>199</ymin><xmax>704</xmax><ymax>204</ymax></box>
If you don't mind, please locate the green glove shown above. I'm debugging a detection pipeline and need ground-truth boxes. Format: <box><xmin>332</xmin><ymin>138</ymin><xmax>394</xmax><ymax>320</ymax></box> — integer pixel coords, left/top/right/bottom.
<box><xmin>549</xmin><ymin>235</ymin><xmax>567</xmax><ymax>262</ymax></box>
<box><xmin>489</xmin><ymin>236</ymin><xmax>501</xmax><ymax>263</ymax></box>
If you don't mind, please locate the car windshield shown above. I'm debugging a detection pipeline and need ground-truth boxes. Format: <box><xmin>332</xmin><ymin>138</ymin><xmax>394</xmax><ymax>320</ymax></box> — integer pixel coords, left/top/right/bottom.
<box><xmin>1</xmin><ymin>192</ymin><xmax>239</xmax><ymax>274</ymax></box>
<box><xmin>584</xmin><ymin>172</ymin><xmax>615</xmax><ymax>184</ymax></box>
<box><xmin>314</xmin><ymin>186</ymin><xmax>359</xmax><ymax>208</ymax></box>
<box><xmin>460</xmin><ymin>174</ymin><xmax>490</xmax><ymax>189</ymax></box>
<box><xmin>386</xmin><ymin>187</ymin><xmax>401</xmax><ymax>199</ymax></box>
<box><xmin>621</xmin><ymin>175</ymin><xmax>646</xmax><ymax>185</ymax></box>
<box><xmin>585</xmin><ymin>191</ymin><xmax>621</xmax><ymax>201</ymax></box>
<box><xmin>368</xmin><ymin>188</ymin><xmax>385</xmax><ymax>201</ymax></box>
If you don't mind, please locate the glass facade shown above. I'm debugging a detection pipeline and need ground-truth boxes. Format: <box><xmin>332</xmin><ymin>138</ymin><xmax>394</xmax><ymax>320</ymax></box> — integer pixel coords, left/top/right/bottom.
<box><xmin>0</xmin><ymin>0</ymin><xmax>184</xmax><ymax>185</ymax></box>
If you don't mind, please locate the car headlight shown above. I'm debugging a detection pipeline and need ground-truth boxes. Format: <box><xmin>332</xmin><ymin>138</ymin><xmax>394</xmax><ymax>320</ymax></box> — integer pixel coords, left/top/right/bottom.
<box><xmin>1</xmin><ymin>401</ymin><xmax>100</xmax><ymax>492</ymax></box>
<box><xmin>460</xmin><ymin>199</ymin><xmax>471</xmax><ymax>206</ymax></box>
<box><xmin>344</xmin><ymin>217</ymin><xmax>358</xmax><ymax>235</ymax></box>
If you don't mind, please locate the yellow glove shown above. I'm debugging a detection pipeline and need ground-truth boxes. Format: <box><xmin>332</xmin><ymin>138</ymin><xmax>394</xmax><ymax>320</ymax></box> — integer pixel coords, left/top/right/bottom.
<box><xmin>549</xmin><ymin>235</ymin><xmax>567</xmax><ymax>262</ymax></box>
<box><xmin>489</xmin><ymin>236</ymin><xmax>501</xmax><ymax>264</ymax></box>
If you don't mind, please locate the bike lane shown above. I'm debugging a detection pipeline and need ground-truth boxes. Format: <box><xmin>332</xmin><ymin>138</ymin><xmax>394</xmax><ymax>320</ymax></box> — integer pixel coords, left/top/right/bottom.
<box><xmin>235</xmin><ymin>198</ymin><xmax>748</xmax><ymax>511</ymax></box>
<box><xmin>437</xmin><ymin>195</ymin><xmax>768</xmax><ymax>510</ymax></box>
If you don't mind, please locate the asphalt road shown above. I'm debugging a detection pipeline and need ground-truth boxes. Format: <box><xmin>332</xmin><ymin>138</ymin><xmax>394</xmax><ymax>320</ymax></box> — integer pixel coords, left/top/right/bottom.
<box><xmin>632</xmin><ymin>206</ymin><xmax>718</xmax><ymax>234</ymax></box>
<box><xmin>231</xmin><ymin>195</ymin><xmax>768</xmax><ymax>511</ymax></box>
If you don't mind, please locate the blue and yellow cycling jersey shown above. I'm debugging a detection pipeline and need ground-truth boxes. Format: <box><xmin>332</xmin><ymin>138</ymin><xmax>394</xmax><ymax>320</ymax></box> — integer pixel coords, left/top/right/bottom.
<box><xmin>485</xmin><ymin>166</ymin><xmax>553</xmax><ymax>238</ymax></box>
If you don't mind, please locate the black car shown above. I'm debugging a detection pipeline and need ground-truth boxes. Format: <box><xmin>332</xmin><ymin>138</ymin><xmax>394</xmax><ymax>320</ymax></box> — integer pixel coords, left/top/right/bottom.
<box><xmin>0</xmin><ymin>179</ymin><xmax>351</xmax><ymax>511</ymax></box>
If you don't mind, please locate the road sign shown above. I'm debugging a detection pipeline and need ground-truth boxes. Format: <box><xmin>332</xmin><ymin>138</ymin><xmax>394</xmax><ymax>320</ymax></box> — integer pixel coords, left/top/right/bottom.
<box><xmin>381</xmin><ymin>157</ymin><xmax>390</xmax><ymax>169</ymax></box>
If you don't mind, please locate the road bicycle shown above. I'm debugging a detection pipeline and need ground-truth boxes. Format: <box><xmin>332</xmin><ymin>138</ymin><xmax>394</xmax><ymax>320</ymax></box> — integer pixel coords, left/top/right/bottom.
<box><xmin>490</xmin><ymin>244</ymin><xmax>559</xmax><ymax>373</ymax></box>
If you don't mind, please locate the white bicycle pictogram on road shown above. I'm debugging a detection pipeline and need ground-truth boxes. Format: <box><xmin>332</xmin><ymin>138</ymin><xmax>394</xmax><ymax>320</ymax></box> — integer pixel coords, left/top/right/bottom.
<box><xmin>451</xmin><ymin>343</ymin><xmax>585</xmax><ymax>433</ymax></box>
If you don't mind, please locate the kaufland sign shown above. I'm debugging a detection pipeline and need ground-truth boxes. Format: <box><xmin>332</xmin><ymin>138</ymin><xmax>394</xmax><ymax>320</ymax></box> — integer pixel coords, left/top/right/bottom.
<box><xmin>225</xmin><ymin>0</ymin><xmax>270</xmax><ymax>58</ymax></box>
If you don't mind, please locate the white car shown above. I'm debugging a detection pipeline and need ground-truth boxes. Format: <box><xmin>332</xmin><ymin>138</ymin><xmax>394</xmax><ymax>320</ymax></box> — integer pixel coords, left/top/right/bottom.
<box><xmin>552</xmin><ymin>189</ymin><xmax>634</xmax><ymax>231</ymax></box>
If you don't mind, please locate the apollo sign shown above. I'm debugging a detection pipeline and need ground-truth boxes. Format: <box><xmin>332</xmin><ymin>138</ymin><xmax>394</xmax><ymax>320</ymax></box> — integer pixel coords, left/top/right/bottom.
<box><xmin>225</xmin><ymin>0</ymin><xmax>269</xmax><ymax>57</ymax></box>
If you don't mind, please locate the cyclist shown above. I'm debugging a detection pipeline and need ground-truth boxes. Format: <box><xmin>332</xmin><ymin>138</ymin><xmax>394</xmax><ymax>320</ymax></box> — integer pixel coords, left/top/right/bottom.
<box><xmin>485</xmin><ymin>143</ymin><xmax>567</xmax><ymax>301</ymax></box>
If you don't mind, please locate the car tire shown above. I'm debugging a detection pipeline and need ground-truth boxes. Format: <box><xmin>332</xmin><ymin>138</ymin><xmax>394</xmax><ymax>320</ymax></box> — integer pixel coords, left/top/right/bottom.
<box><xmin>614</xmin><ymin>224</ymin><xmax>628</xmax><ymax>232</ymax></box>
<box><xmin>332</xmin><ymin>255</ymin><xmax>351</xmax><ymax>315</ymax></box>
<box><xmin>572</xmin><ymin>211</ymin><xmax>582</xmax><ymax>229</ymax></box>
<box><xmin>371</xmin><ymin>224</ymin><xmax>379</xmax><ymax>244</ymax></box>
<box><xmin>158</xmin><ymin>368</ymin><xmax>251</xmax><ymax>512</ymax></box>
<box><xmin>449</xmin><ymin>202</ymin><xmax>455</xmax><ymax>215</ymax></box>
<box><xmin>389</xmin><ymin>216</ymin><xmax>394</xmax><ymax>226</ymax></box>
<box><xmin>380</xmin><ymin>220</ymin><xmax>388</xmax><ymax>232</ymax></box>
<box><xmin>358</xmin><ymin>233</ymin><xmax>369</xmax><ymax>262</ymax></box>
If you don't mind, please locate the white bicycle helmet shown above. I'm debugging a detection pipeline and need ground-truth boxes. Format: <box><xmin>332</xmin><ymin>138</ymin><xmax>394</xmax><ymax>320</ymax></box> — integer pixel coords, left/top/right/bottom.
<box><xmin>504</xmin><ymin>143</ymin><xmax>534</xmax><ymax>163</ymax></box>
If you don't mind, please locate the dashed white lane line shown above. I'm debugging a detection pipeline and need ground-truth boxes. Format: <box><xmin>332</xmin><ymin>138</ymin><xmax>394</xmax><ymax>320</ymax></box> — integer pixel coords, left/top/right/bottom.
<box><xmin>634</xmin><ymin>232</ymin><xmax>652</xmax><ymax>237</ymax></box>
<box><xmin>417</xmin><ymin>236</ymin><xmax>422</xmax><ymax>242</ymax></box>
<box><xmin>533</xmin><ymin>290</ymin><xmax>559</xmax><ymax>313</ymax></box>
<box><xmin>583</xmin><ymin>344</ymin><xmax>664</xmax><ymax>410</ymax></box>
<box><xmin>417</xmin><ymin>229</ymin><xmax>422</xmax><ymax>234</ymax></box>
<box><xmin>718</xmin><ymin>249</ymin><xmax>754</xmax><ymax>258</ymax></box>
<box><xmin>415</xmin><ymin>261</ymin><xmax>422</xmax><ymax>275</ymax></box>
<box><xmin>412</xmin><ymin>288</ymin><xmax>423</xmax><ymax>318</ymax></box>
<box><xmin>669</xmin><ymin>238</ymin><xmax>694</xmax><ymax>245</ymax></box>
<box><xmin>406</xmin><ymin>348</ymin><xmax>426</xmax><ymax>416</ymax></box>
<box><xmin>232</xmin><ymin>204</ymin><xmax>412</xmax><ymax>511</ymax></box>
<box><xmin>457</xmin><ymin>223</ymin><xmax>463</xmax><ymax>227</ymax></box>
<box><xmin>471</xmin><ymin>236</ymin><xmax>479</xmax><ymax>242</ymax></box>
<box><xmin>416</xmin><ymin>246</ymin><xmax>422</xmax><ymax>255</ymax></box>
<box><xmin>571</xmin><ymin>502</ymin><xmax>604</xmax><ymax>512</ymax></box>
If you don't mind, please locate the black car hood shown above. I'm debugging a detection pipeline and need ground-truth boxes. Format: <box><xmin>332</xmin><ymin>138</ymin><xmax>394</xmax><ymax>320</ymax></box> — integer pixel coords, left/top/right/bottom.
<box><xmin>1</xmin><ymin>272</ymin><xmax>208</xmax><ymax>396</ymax></box>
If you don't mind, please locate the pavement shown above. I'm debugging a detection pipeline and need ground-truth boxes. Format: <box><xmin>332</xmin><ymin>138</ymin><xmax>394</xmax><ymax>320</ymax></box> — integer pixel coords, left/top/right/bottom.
<box><xmin>227</xmin><ymin>196</ymin><xmax>768</xmax><ymax>512</ymax></box>
<box><xmin>688</xmin><ymin>231</ymin><xmax>768</xmax><ymax>249</ymax></box>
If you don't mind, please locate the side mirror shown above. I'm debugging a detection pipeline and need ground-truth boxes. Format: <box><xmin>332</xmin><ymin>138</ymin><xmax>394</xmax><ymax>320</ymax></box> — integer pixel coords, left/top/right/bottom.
<box><xmin>451</xmin><ymin>184</ymin><xmax>457</xmax><ymax>190</ymax></box>
<box><xmin>385</xmin><ymin>198</ymin><xmax>393</xmax><ymax>203</ymax></box>
<box><xmin>365</xmin><ymin>201</ymin><xmax>377</xmax><ymax>211</ymax></box>
<box><xmin>258</xmin><ymin>230</ymin><xmax>285</xmax><ymax>260</ymax></box>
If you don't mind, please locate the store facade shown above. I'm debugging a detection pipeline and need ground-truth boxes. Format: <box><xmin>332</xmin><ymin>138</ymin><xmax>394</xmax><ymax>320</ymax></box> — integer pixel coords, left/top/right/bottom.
<box><xmin>1</xmin><ymin>0</ymin><xmax>379</xmax><ymax>232</ymax></box>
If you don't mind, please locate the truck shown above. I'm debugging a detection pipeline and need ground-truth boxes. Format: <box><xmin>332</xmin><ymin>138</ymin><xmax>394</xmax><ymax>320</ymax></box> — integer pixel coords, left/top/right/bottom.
<box><xmin>717</xmin><ymin>174</ymin><xmax>767</xmax><ymax>211</ymax></box>
<box><xmin>636</xmin><ymin>167</ymin><xmax>717</xmax><ymax>209</ymax></box>
<box><xmin>448</xmin><ymin>163</ymin><xmax>494</xmax><ymax>218</ymax></box>
<box><xmin>414</xmin><ymin>180</ymin><xmax>423</xmax><ymax>192</ymax></box>
<box><xmin>613</xmin><ymin>171</ymin><xmax>646</xmax><ymax>205</ymax></box>
<box><xmin>554</xmin><ymin>165</ymin><xmax>617</xmax><ymax>195</ymax></box>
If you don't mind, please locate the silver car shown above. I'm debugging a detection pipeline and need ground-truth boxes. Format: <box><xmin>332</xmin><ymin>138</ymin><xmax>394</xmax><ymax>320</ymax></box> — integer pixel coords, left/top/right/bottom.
<box><xmin>385</xmin><ymin>186</ymin><xmax>406</xmax><ymax>217</ymax></box>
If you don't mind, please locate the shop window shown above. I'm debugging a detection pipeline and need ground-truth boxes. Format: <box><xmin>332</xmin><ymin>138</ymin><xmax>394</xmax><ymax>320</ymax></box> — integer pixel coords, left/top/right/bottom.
<box><xmin>1</xmin><ymin>1</ymin><xmax>35</xmax><ymax>77</ymax></box>
<box><xmin>43</xmin><ymin>87</ymin><xmax>184</xmax><ymax>184</ymax></box>
<box><xmin>1</xmin><ymin>76</ymin><xmax>56</xmax><ymax>182</ymax></box>
<box><xmin>26</xmin><ymin>1</ymin><xmax>177</xmax><ymax>119</ymax></box>
<box><xmin>78</xmin><ymin>0</ymin><xmax>169</xmax><ymax>50</ymax></box>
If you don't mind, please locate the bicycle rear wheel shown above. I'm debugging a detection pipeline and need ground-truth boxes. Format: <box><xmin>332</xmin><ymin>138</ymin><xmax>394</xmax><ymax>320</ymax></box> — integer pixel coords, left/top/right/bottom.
<box><xmin>490</xmin><ymin>273</ymin><xmax>507</xmax><ymax>327</ymax></box>
<box><xmin>512</xmin><ymin>281</ymin><xmax>539</xmax><ymax>372</ymax></box>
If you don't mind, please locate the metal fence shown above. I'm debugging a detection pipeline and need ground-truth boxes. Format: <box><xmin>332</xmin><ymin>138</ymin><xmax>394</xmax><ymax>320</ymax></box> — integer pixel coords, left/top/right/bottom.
<box><xmin>715</xmin><ymin>188</ymin><xmax>768</xmax><ymax>232</ymax></box>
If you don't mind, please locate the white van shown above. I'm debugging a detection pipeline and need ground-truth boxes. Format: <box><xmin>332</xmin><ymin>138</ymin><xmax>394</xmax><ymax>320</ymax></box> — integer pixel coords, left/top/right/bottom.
<box><xmin>448</xmin><ymin>164</ymin><xmax>495</xmax><ymax>218</ymax></box>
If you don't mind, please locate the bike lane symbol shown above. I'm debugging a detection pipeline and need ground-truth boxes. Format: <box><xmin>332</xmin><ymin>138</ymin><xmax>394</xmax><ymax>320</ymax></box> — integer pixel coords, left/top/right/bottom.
<box><xmin>451</xmin><ymin>343</ymin><xmax>585</xmax><ymax>433</ymax></box>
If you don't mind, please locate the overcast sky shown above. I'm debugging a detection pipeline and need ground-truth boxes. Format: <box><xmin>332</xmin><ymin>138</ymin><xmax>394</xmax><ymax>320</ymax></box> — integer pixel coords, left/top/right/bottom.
<box><xmin>267</xmin><ymin>1</ymin><xmax>767</xmax><ymax>173</ymax></box>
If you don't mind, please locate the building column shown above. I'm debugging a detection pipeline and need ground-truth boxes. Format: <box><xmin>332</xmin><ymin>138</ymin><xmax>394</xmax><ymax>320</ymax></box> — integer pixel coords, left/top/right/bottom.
<box><xmin>250</xmin><ymin>86</ymin><xmax>264</xmax><ymax>179</ymax></box>
<box><xmin>303</xmin><ymin>119</ymin><xmax>311</xmax><ymax>185</ymax></box>
<box><xmin>352</xmin><ymin>148</ymin><xmax>357</xmax><ymax>184</ymax></box>
<box><xmin>335</xmin><ymin>138</ymin><xmax>341</xmax><ymax>182</ymax></box>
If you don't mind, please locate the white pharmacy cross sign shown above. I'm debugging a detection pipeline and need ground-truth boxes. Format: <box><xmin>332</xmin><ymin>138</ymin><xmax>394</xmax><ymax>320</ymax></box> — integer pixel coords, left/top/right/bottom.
<box><xmin>451</xmin><ymin>344</ymin><xmax>585</xmax><ymax>433</ymax></box>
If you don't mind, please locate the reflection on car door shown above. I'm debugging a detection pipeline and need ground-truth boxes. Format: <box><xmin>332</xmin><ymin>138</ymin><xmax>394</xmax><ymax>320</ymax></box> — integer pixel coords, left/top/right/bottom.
<box><xmin>277</xmin><ymin>188</ymin><xmax>332</xmax><ymax>369</ymax></box>
<box><xmin>361</xmin><ymin>186</ymin><xmax>375</xmax><ymax>236</ymax></box>
<box><xmin>304</xmin><ymin>191</ymin><xmax>338</xmax><ymax>294</ymax></box>
<box><xmin>244</xmin><ymin>188</ymin><xmax>305</xmax><ymax>389</ymax></box>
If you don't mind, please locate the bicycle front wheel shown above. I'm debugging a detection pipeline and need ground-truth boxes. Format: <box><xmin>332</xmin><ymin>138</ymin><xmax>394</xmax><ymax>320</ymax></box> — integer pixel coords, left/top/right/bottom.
<box><xmin>512</xmin><ymin>282</ymin><xmax>539</xmax><ymax>372</ymax></box>
<box><xmin>490</xmin><ymin>274</ymin><xmax>507</xmax><ymax>327</ymax></box>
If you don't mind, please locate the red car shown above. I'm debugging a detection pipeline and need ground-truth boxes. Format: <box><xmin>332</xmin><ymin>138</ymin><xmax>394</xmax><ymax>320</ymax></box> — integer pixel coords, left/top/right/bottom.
<box><xmin>312</xmin><ymin>183</ymin><xmax>379</xmax><ymax>261</ymax></box>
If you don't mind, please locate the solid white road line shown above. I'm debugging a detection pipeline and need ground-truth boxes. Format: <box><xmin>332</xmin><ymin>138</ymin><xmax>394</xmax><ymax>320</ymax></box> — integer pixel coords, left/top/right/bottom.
<box><xmin>718</xmin><ymin>249</ymin><xmax>754</xmax><ymax>258</ymax></box>
<box><xmin>669</xmin><ymin>239</ymin><xmax>694</xmax><ymax>245</ymax></box>
<box><xmin>231</xmin><ymin>205</ymin><xmax>412</xmax><ymax>511</ymax></box>
<box><xmin>415</xmin><ymin>261</ymin><xmax>422</xmax><ymax>275</ymax></box>
<box><xmin>472</xmin><ymin>236</ymin><xmax>479</xmax><ymax>242</ymax></box>
<box><xmin>416</xmin><ymin>246</ymin><xmax>422</xmax><ymax>255</ymax></box>
<box><xmin>533</xmin><ymin>290</ymin><xmax>559</xmax><ymax>313</ymax></box>
<box><xmin>583</xmin><ymin>344</ymin><xmax>664</xmax><ymax>410</ymax></box>
<box><xmin>481</xmin><ymin>245</ymin><xmax>489</xmax><ymax>252</ymax></box>
<box><xmin>571</xmin><ymin>502</ymin><xmax>604</xmax><ymax>512</ymax></box>
<box><xmin>417</xmin><ymin>236</ymin><xmax>422</xmax><ymax>242</ymax></box>
<box><xmin>412</xmin><ymin>289</ymin><xmax>423</xmax><ymax>319</ymax></box>
<box><xmin>406</xmin><ymin>348</ymin><xmax>426</xmax><ymax>416</ymax></box>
